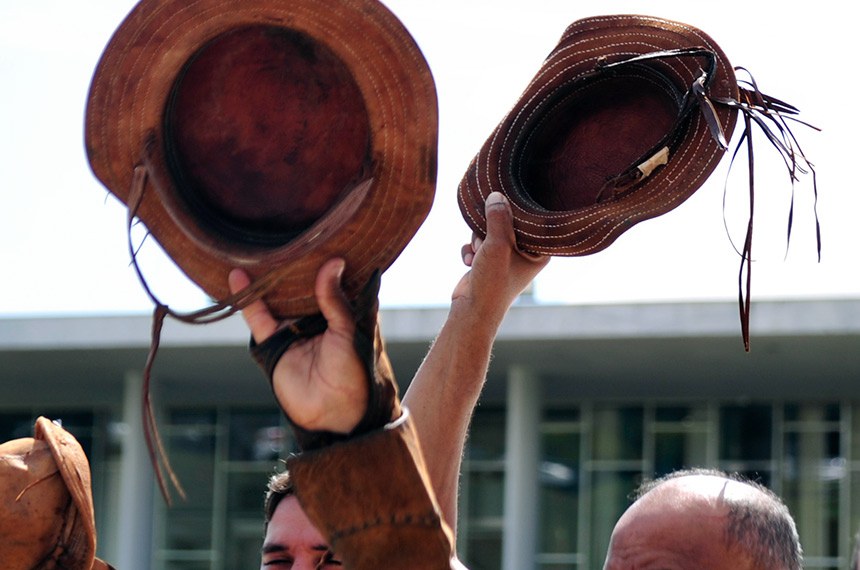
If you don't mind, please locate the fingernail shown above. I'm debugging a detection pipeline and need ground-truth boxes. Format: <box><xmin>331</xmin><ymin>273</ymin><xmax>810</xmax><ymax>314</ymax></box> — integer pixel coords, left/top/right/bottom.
<box><xmin>487</xmin><ymin>192</ymin><xmax>506</xmax><ymax>206</ymax></box>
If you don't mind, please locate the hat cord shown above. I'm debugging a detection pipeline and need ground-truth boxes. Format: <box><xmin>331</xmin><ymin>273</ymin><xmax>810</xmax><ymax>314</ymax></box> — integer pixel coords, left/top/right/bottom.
<box><xmin>713</xmin><ymin>68</ymin><xmax>820</xmax><ymax>351</ymax></box>
<box><xmin>596</xmin><ymin>49</ymin><xmax>820</xmax><ymax>351</ymax></box>
<box><xmin>590</xmin><ymin>47</ymin><xmax>727</xmax><ymax>201</ymax></box>
<box><xmin>125</xmin><ymin>163</ymin><xmax>288</xmax><ymax>505</ymax></box>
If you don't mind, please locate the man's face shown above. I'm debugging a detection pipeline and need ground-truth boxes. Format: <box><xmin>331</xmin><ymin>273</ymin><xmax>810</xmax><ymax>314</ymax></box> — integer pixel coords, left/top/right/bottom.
<box><xmin>602</xmin><ymin>475</ymin><xmax>759</xmax><ymax>570</ymax></box>
<box><xmin>260</xmin><ymin>495</ymin><xmax>342</xmax><ymax>569</ymax></box>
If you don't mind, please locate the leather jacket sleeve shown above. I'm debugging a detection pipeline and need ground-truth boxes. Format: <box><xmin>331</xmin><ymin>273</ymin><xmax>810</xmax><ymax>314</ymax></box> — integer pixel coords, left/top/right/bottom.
<box><xmin>286</xmin><ymin>409</ymin><xmax>460</xmax><ymax>569</ymax></box>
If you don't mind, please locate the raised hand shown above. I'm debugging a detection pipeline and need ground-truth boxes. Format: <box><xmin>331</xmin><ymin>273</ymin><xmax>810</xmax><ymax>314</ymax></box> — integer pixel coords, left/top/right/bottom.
<box><xmin>229</xmin><ymin>258</ymin><xmax>368</xmax><ymax>434</ymax></box>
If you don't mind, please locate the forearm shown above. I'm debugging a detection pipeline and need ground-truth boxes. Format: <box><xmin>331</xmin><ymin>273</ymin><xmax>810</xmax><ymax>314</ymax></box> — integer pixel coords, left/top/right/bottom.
<box><xmin>403</xmin><ymin>299</ymin><xmax>503</xmax><ymax>531</ymax></box>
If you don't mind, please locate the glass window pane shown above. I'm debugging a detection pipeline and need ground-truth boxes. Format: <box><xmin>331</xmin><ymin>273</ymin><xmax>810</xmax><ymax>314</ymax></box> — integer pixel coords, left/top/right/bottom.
<box><xmin>167</xmin><ymin>429</ymin><xmax>216</xmax><ymax>508</ymax></box>
<box><xmin>163</xmin><ymin>512</ymin><xmax>213</xmax><ymax>551</ymax></box>
<box><xmin>227</xmin><ymin>471</ymin><xmax>271</xmax><ymax>514</ymax></box>
<box><xmin>783</xmin><ymin>430</ymin><xmax>842</xmax><ymax>559</ymax></box>
<box><xmin>0</xmin><ymin>412</ymin><xmax>36</xmax><ymax>440</ymax></box>
<box><xmin>543</xmin><ymin>431</ymin><xmax>579</xmax><ymax>465</ymax></box>
<box><xmin>852</xmin><ymin>405</ymin><xmax>860</xmax><ymax>460</ymax></box>
<box><xmin>851</xmin><ymin>472</ymin><xmax>860</xmax><ymax>563</ymax></box>
<box><xmin>467</xmin><ymin>410</ymin><xmax>506</xmax><ymax>461</ymax></box>
<box><xmin>467</xmin><ymin>470</ymin><xmax>505</xmax><ymax>522</ymax></box>
<box><xmin>540</xmin><ymin>432</ymin><xmax>579</xmax><ymax>555</ymax></box>
<box><xmin>589</xmin><ymin>470</ymin><xmax>641</xmax><ymax>568</ymax></box>
<box><xmin>163</xmin><ymin>562</ymin><xmax>212</xmax><ymax>570</ymax></box>
<box><xmin>544</xmin><ymin>408</ymin><xmax>581</xmax><ymax>423</ymax></box>
<box><xmin>592</xmin><ymin>407</ymin><xmax>643</xmax><ymax>461</ymax></box>
<box><xmin>225</xmin><ymin>518</ymin><xmax>266</xmax><ymax>569</ymax></box>
<box><xmin>720</xmin><ymin>405</ymin><xmax>772</xmax><ymax>461</ymax></box>
<box><xmin>654</xmin><ymin>432</ymin><xmax>708</xmax><ymax>477</ymax></box>
<box><xmin>540</xmin><ymin>485</ymin><xmax>578</xmax><ymax>554</ymax></box>
<box><xmin>464</xmin><ymin>530</ymin><xmax>502</xmax><ymax>570</ymax></box>
<box><xmin>171</xmin><ymin>409</ymin><xmax>216</xmax><ymax>426</ymax></box>
<box><xmin>785</xmin><ymin>403</ymin><xmax>841</xmax><ymax>424</ymax></box>
<box><xmin>655</xmin><ymin>406</ymin><xmax>706</xmax><ymax>423</ymax></box>
<box><xmin>228</xmin><ymin>410</ymin><xmax>288</xmax><ymax>461</ymax></box>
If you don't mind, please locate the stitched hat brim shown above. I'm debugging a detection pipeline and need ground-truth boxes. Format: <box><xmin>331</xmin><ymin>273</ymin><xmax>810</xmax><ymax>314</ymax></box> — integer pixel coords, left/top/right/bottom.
<box><xmin>458</xmin><ymin>15</ymin><xmax>738</xmax><ymax>256</ymax></box>
<box><xmin>86</xmin><ymin>0</ymin><xmax>438</xmax><ymax>318</ymax></box>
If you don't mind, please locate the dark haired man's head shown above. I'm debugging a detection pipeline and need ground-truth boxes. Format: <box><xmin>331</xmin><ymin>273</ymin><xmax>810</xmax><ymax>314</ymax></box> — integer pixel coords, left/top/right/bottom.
<box><xmin>603</xmin><ymin>468</ymin><xmax>802</xmax><ymax>570</ymax></box>
<box><xmin>263</xmin><ymin>469</ymin><xmax>294</xmax><ymax>529</ymax></box>
<box><xmin>260</xmin><ymin>470</ymin><xmax>343</xmax><ymax>569</ymax></box>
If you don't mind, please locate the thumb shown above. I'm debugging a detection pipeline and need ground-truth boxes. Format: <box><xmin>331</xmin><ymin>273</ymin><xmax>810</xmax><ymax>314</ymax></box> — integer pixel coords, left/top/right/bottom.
<box><xmin>484</xmin><ymin>191</ymin><xmax>516</xmax><ymax>247</ymax></box>
<box><xmin>315</xmin><ymin>258</ymin><xmax>354</xmax><ymax>334</ymax></box>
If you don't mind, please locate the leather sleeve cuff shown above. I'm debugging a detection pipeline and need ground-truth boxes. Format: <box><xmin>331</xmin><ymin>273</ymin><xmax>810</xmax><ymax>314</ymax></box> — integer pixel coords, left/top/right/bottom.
<box><xmin>249</xmin><ymin>270</ymin><xmax>401</xmax><ymax>450</ymax></box>
<box><xmin>286</xmin><ymin>410</ymin><xmax>455</xmax><ymax>569</ymax></box>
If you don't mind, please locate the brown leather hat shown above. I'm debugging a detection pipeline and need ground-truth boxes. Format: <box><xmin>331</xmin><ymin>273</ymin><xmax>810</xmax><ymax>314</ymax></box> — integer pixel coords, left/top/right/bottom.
<box><xmin>86</xmin><ymin>0</ymin><xmax>438</xmax><ymax>318</ymax></box>
<box><xmin>0</xmin><ymin>417</ymin><xmax>115</xmax><ymax>570</ymax></box>
<box><xmin>458</xmin><ymin>15</ymin><xmax>739</xmax><ymax>255</ymax></box>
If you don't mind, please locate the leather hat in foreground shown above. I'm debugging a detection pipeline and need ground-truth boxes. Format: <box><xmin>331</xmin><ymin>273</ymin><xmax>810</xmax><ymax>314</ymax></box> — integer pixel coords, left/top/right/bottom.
<box><xmin>0</xmin><ymin>417</ymin><xmax>115</xmax><ymax>569</ymax></box>
<box><xmin>86</xmin><ymin>0</ymin><xmax>438</xmax><ymax>318</ymax></box>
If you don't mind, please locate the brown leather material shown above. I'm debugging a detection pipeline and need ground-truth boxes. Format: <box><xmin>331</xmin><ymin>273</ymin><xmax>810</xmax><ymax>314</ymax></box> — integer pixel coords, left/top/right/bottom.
<box><xmin>458</xmin><ymin>15</ymin><xmax>738</xmax><ymax>256</ymax></box>
<box><xmin>287</xmin><ymin>412</ymin><xmax>455</xmax><ymax>569</ymax></box>
<box><xmin>459</xmin><ymin>14</ymin><xmax>819</xmax><ymax>352</ymax></box>
<box><xmin>0</xmin><ymin>418</ymin><xmax>115</xmax><ymax>570</ymax></box>
<box><xmin>85</xmin><ymin>0</ymin><xmax>438</xmax><ymax>320</ymax></box>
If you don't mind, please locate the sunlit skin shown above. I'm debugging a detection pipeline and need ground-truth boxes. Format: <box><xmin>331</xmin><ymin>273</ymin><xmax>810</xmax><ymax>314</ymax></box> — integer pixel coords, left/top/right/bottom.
<box><xmin>603</xmin><ymin>475</ymin><xmax>764</xmax><ymax>570</ymax></box>
<box><xmin>260</xmin><ymin>496</ymin><xmax>342</xmax><ymax>570</ymax></box>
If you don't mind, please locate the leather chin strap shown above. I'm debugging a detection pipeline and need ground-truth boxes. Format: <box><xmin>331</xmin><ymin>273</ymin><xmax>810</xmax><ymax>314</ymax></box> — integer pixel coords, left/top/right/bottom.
<box><xmin>125</xmin><ymin>151</ymin><xmax>290</xmax><ymax>506</ymax></box>
<box><xmin>125</xmin><ymin>138</ymin><xmax>387</xmax><ymax>504</ymax></box>
<box><xmin>594</xmin><ymin>49</ymin><xmax>820</xmax><ymax>352</ymax></box>
<box><xmin>714</xmin><ymin>68</ymin><xmax>820</xmax><ymax>352</ymax></box>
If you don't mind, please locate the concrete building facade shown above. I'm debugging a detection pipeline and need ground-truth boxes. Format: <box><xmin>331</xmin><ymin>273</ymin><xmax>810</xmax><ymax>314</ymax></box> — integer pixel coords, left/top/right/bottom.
<box><xmin>2</xmin><ymin>297</ymin><xmax>859</xmax><ymax>569</ymax></box>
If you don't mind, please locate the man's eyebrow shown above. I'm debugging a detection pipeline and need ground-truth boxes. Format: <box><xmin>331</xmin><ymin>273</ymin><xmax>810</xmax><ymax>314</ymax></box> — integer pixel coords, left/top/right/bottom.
<box><xmin>261</xmin><ymin>542</ymin><xmax>290</xmax><ymax>555</ymax></box>
<box><xmin>311</xmin><ymin>545</ymin><xmax>332</xmax><ymax>552</ymax></box>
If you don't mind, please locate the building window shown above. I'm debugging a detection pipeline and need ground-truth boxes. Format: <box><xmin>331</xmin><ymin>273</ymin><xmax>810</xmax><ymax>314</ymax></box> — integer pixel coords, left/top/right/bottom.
<box><xmin>458</xmin><ymin>401</ymin><xmax>860</xmax><ymax>570</ymax></box>
<box><xmin>154</xmin><ymin>407</ymin><xmax>293</xmax><ymax>570</ymax></box>
<box><xmin>459</xmin><ymin>409</ymin><xmax>506</xmax><ymax>570</ymax></box>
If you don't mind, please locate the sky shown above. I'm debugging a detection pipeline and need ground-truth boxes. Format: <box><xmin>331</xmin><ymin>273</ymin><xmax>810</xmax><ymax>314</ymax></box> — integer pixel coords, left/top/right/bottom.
<box><xmin>1</xmin><ymin>1</ymin><xmax>856</xmax><ymax>317</ymax></box>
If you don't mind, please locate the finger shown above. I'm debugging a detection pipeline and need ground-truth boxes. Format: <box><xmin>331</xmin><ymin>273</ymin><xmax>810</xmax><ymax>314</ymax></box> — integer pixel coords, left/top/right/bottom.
<box><xmin>461</xmin><ymin>243</ymin><xmax>475</xmax><ymax>267</ymax></box>
<box><xmin>315</xmin><ymin>258</ymin><xmax>354</xmax><ymax>335</ymax></box>
<box><xmin>484</xmin><ymin>192</ymin><xmax>517</xmax><ymax>247</ymax></box>
<box><xmin>472</xmin><ymin>235</ymin><xmax>484</xmax><ymax>252</ymax></box>
<box><xmin>228</xmin><ymin>268</ymin><xmax>279</xmax><ymax>343</ymax></box>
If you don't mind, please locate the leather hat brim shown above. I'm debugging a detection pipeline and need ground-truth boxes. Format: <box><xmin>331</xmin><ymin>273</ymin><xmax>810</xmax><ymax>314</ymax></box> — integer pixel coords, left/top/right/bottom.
<box><xmin>458</xmin><ymin>15</ymin><xmax>738</xmax><ymax>256</ymax></box>
<box><xmin>86</xmin><ymin>0</ymin><xmax>438</xmax><ymax>318</ymax></box>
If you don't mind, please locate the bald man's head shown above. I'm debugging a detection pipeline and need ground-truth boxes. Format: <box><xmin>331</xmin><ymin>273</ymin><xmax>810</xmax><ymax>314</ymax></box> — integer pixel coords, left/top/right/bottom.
<box><xmin>603</xmin><ymin>469</ymin><xmax>802</xmax><ymax>570</ymax></box>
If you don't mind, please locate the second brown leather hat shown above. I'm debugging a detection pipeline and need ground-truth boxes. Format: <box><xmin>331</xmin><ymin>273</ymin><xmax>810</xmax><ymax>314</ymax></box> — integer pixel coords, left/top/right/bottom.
<box><xmin>458</xmin><ymin>15</ymin><xmax>738</xmax><ymax>256</ymax></box>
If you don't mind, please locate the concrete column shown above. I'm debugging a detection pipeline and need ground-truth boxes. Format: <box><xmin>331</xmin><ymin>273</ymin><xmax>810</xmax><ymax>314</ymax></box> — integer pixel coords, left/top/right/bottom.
<box><xmin>116</xmin><ymin>371</ymin><xmax>155</xmax><ymax>570</ymax></box>
<box><xmin>502</xmin><ymin>366</ymin><xmax>541</xmax><ymax>570</ymax></box>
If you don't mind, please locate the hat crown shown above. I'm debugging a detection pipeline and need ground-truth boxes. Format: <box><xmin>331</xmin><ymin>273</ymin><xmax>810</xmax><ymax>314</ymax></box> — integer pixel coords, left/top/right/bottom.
<box><xmin>165</xmin><ymin>24</ymin><xmax>372</xmax><ymax>247</ymax></box>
